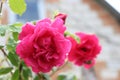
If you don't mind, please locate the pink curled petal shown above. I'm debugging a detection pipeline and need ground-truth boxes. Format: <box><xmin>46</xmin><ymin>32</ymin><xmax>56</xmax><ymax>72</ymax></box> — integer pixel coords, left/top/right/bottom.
<box><xmin>51</xmin><ymin>18</ymin><xmax>66</xmax><ymax>34</ymax></box>
<box><xmin>24</xmin><ymin>57</ymin><xmax>40</xmax><ymax>73</ymax></box>
<box><xmin>58</xmin><ymin>39</ymin><xmax>71</xmax><ymax>55</ymax></box>
<box><xmin>92</xmin><ymin>35</ymin><xmax>99</xmax><ymax>43</ymax></box>
<box><xmin>54</xmin><ymin>33</ymin><xmax>71</xmax><ymax>58</ymax></box>
<box><xmin>68</xmin><ymin>37</ymin><xmax>77</xmax><ymax>61</ymax></box>
<box><xmin>35</xmin><ymin>18</ymin><xmax>51</xmax><ymax>31</ymax></box>
<box><xmin>92</xmin><ymin>45</ymin><xmax>101</xmax><ymax>58</ymax></box>
<box><xmin>37</xmin><ymin>59</ymin><xmax>53</xmax><ymax>73</ymax></box>
<box><xmin>83</xmin><ymin>60</ymin><xmax>96</xmax><ymax>69</ymax></box>
<box><xmin>35</xmin><ymin>21</ymin><xmax>50</xmax><ymax>34</ymax></box>
<box><xmin>68</xmin><ymin>51</ymin><xmax>78</xmax><ymax>62</ymax></box>
<box><xmin>51</xmin><ymin>53</ymin><xmax>59</xmax><ymax>59</ymax></box>
<box><xmin>19</xmin><ymin>23</ymin><xmax>35</xmax><ymax>40</ymax></box>
<box><xmin>75</xmin><ymin>59</ymin><xmax>83</xmax><ymax>66</ymax></box>
<box><xmin>76</xmin><ymin>32</ymin><xmax>86</xmax><ymax>40</ymax></box>
<box><xmin>56</xmin><ymin>33</ymin><xmax>71</xmax><ymax>53</ymax></box>
<box><xmin>24</xmin><ymin>57</ymin><xmax>52</xmax><ymax>73</ymax></box>
<box><xmin>37</xmin><ymin>59</ymin><xmax>49</xmax><ymax>70</ymax></box>
<box><xmin>16</xmin><ymin>35</ymin><xmax>34</xmax><ymax>58</ymax></box>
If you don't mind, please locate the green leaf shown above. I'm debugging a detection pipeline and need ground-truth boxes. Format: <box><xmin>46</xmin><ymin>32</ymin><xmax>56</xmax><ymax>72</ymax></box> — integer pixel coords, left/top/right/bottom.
<box><xmin>11</xmin><ymin>69</ymin><xmax>19</xmax><ymax>80</ymax></box>
<box><xmin>6</xmin><ymin>37</ymin><xmax>16</xmax><ymax>52</ymax></box>
<box><xmin>12</xmin><ymin>32</ymin><xmax>19</xmax><ymax>41</ymax></box>
<box><xmin>12</xmin><ymin>23</ymin><xmax>23</xmax><ymax>27</ymax></box>
<box><xmin>57</xmin><ymin>74</ymin><xmax>78</xmax><ymax>80</ymax></box>
<box><xmin>7</xmin><ymin>52</ymin><xmax>19</xmax><ymax>67</ymax></box>
<box><xmin>22</xmin><ymin>69</ymin><xmax>29</xmax><ymax>80</ymax></box>
<box><xmin>0</xmin><ymin>67</ymin><xmax>13</xmax><ymax>75</ymax></box>
<box><xmin>21</xmin><ymin>61</ymin><xmax>32</xmax><ymax>79</ymax></box>
<box><xmin>9</xmin><ymin>0</ymin><xmax>27</xmax><ymax>16</ymax></box>
<box><xmin>0</xmin><ymin>45</ymin><xmax>4</xmax><ymax>49</ymax></box>
<box><xmin>34</xmin><ymin>74</ymin><xmax>50</xmax><ymax>80</ymax></box>
<box><xmin>0</xmin><ymin>25</ymin><xmax>8</xmax><ymax>36</ymax></box>
<box><xmin>34</xmin><ymin>76</ymin><xmax>39</xmax><ymax>80</ymax></box>
<box><xmin>9</xmin><ymin>25</ymin><xmax>21</xmax><ymax>33</ymax></box>
<box><xmin>57</xmin><ymin>75</ymin><xmax>67</xmax><ymax>80</ymax></box>
<box><xmin>25</xmin><ymin>68</ymin><xmax>32</xmax><ymax>77</ymax></box>
<box><xmin>22</xmin><ymin>68</ymin><xmax>32</xmax><ymax>80</ymax></box>
<box><xmin>72</xmin><ymin>76</ymin><xmax>77</xmax><ymax>80</ymax></box>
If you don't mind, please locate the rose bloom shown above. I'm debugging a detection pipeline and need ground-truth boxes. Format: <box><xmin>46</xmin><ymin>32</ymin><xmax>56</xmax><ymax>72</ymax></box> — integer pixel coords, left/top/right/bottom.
<box><xmin>68</xmin><ymin>32</ymin><xmax>101</xmax><ymax>69</ymax></box>
<box><xmin>16</xmin><ymin>18</ymin><xmax>71</xmax><ymax>73</ymax></box>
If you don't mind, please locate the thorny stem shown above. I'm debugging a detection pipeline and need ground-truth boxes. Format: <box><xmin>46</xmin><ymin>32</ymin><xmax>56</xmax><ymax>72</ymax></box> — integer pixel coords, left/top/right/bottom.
<box><xmin>38</xmin><ymin>73</ymin><xmax>46</xmax><ymax>80</ymax></box>
<box><xmin>50</xmin><ymin>61</ymin><xmax>69</xmax><ymax>77</ymax></box>
<box><xmin>1</xmin><ymin>48</ymin><xmax>13</xmax><ymax>75</ymax></box>
<box><xmin>19</xmin><ymin>62</ymin><xmax>23</xmax><ymax>80</ymax></box>
<box><xmin>1</xmin><ymin>48</ymin><xmax>11</xmax><ymax>66</ymax></box>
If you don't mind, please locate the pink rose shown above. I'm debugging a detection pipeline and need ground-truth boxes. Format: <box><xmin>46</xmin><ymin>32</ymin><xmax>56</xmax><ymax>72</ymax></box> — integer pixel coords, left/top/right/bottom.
<box><xmin>16</xmin><ymin>18</ymin><xmax>71</xmax><ymax>73</ymax></box>
<box><xmin>55</xmin><ymin>13</ymin><xmax>67</xmax><ymax>24</ymax></box>
<box><xmin>68</xmin><ymin>32</ymin><xmax>101</xmax><ymax>69</ymax></box>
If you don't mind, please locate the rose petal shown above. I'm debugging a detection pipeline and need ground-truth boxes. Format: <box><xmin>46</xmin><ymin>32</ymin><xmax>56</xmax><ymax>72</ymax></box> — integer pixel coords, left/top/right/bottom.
<box><xmin>19</xmin><ymin>23</ymin><xmax>35</xmax><ymax>40</ymax></box>
<box><xmin>16</xmin><ymin>35</ymin><xmax>34</xmax><ymax>58</ymax></box>
<box><xmin>51</xmin><ymin>18</ymin><xmax>66</xmax><ymax>34</ymax></box>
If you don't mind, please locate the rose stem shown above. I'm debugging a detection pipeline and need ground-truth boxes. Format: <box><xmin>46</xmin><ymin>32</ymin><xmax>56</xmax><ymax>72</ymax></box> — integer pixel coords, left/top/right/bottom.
<box><xmin>1</xmin><ymin>48</ymin><xmax>13</xmax><ymax>75</ymax></box>
<box><xmin>19</xmin><ymin>62</ymin><xmax>24</xmax><ymax>80</ymax></box>
<box><xmin>38</xmin><ymin>73</ymin><xmax>46</xmax><ymax>80</ymax></box>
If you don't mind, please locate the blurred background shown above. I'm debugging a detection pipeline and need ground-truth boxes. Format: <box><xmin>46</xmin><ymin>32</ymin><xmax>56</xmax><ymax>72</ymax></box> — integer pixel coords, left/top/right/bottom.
<box><xmin>1</xmin><ymin>0</ymin><xmax>120</xmax><ymax>80</ymax></box>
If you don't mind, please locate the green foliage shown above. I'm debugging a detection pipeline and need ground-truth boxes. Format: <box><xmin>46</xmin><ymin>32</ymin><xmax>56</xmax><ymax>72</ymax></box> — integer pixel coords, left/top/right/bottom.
<box><xmin>57</xmin><ymin>74</ymin><xmax>77</xmax><ymax>80</ymax></box>
<box><xmin>9</xmin><ymin>0</ymin><xmax>27</xmax><ymax>16</ymax></box>
<box><xmin>64</xmin><ymin>31</ymin><xmax>80</xmax><ymax>44</ymax></box>
<box><xmin>57</xmin><ymin>75</ymin><xmax>67</xmax><ymax>80</ymax></box>
<box><xmin>22</xmin><ymin>69</ymin><xmax>30</xmax><ymax>80</ymax></box>
<box><xmin>0</xmin><ymin>23</ymin><xmax>34</xmax><ymax>80</ymax></box>
<box><xmin>5</xmin><ymin>23</ymin><xmax>22</xmax><ymax>52</ymax></box>
<box><xmin>34</xmin><ymin>76</ymin><xmax>39</xmax><ymax>80</ymax></box>
<box><xmin>11</xmin><ymin>69</ymin><xmax>19</xmax><ymax>80</ymax></box>
<box><xmin>34</xmin><ymin>74</ymin><xmax>50</xmax><ymax>80</ymax></box>
<box><xmin>12</xmin><ymin>32</ymin><xmax>19</xmax><ymax>41</ymax></box>
<box><xmin>72</xmin><ymin>76</ymin><xmax>77</xmax><ymax>80</ymax></box>
<box><xmin>0</xmin><ymin>25</ymin><xmax>8</xmax><ymax>36</ymax></box>
<box><xmin>7</xmin><ymin>52</ymin><xmax>19</xmax><ymax>67</ymax></box>
<box><xmin>6</xmin><ymin>37</ymin><xmax>16</xmax><ymax>52</ymax></box>
<box><xmin>22</xmin><ymin>63</ymin><xmax>32</xmax><ymax>80</ymax></box>
<box><xmin>0</xmin><ymin>67</ymin><xmax>13</xmax><ymax>75</ymax></box>
<box><xmin>0</xmin><ymin>45</ymin><xmax>4</xmax><ymax>49</ymax></box>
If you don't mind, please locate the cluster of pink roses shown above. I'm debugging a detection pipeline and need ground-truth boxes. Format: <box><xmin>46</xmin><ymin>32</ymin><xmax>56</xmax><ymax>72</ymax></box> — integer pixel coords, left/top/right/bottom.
<box><xmin>16</xmin><ymin>13</ymin><xmax>101</xmax><ymax>73</ymax></box>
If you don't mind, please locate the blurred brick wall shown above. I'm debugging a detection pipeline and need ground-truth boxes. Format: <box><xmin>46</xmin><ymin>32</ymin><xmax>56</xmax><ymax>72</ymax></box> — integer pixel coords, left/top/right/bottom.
<box><xmin>45</xmin><ymin>0</ymin><xmax>120</xmax><ymax>80</ymax></box>
<box><xmin>83</xmin><ymin>0</ymin><xmax>120</xmax><ymax>33</ymax></box>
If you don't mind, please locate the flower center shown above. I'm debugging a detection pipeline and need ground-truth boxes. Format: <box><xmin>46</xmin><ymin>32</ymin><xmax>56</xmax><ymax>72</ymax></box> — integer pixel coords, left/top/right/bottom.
<box><xmin>80</xmin><ymin>47</ymin><xmax>90</xmax><ymax>52</ymax></box>
<box><xmin>35</xmin><ymin>34</ymin><xmax>57</xmax><ymax>62</ymax></box>
<box><xmin>84</xmin><ymin>60</ymin><xmax>92</xmax><ymax>64</ymax></box>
